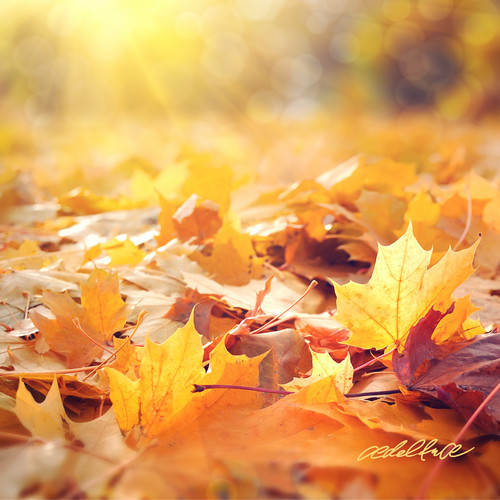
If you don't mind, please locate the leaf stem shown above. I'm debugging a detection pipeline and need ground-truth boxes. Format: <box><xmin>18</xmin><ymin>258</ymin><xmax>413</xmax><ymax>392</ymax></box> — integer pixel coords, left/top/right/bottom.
<box><xmin>345</xmin><ymin>389</ymin><xmax>401</xmax><ymax>398</ymax></box>
<box><xmin>192</xmin><ymin>383</ymin><xmax>401</xmax><ymax>399</ymax></box>
<box><xmin>353</xmin><ymin>346</ymin><xmax>397</xmax><ymax>372</ymax></box>
<box><xmin>0</xmin><ymin>311</ymin><xmax>147</xmax><ymax>380</ymax></box>
<box><xmin>82</xmin><ymin>309</ymin><xmax>146</xmax><ymax>382</ymax></box>
<box><xmin>73</xmin><ymin>318</ymin><xmax>114</xmax><ymax>355</ymax></box>
<box><xmin>251</xmin><ymin>280</ymin><xmax>318</xmax><ymax>334</ymax></box>
<box><xmin>192</xmin><ymin>384</ymin><xmax>292</xmax><ymax>395</ymax></box>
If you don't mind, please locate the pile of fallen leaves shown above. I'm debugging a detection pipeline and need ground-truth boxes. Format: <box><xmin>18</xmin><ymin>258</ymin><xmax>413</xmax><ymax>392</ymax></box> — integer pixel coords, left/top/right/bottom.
<box><xmin>1</xmin><ymin>118</ymin><xmax>500</xmax><ymax>499</ymax></box>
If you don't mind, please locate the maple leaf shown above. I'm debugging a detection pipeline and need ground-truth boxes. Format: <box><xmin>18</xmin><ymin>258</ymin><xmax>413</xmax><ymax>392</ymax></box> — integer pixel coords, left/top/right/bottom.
<box><xmin>230</xmin><ymin>328</ymin><xmax>310</xmax><ymax>394</ymax></box>
<box><xmin>356</xmin><ymin>190</ymin><xmax>406</xmax><ymax>244</ymax></box>
<box><xmin>58</xmin><ymin>187</ymin><xmax>146</xmax><ymax>215</ymax></box>
<box><xmin>15</xmin><ymin>377</ymin><xmax>67</xmax><ymax>440</ymax></box>
<box><xmin>334</xmin><ymin>223</ymin><xmax>479</xmax><ymax>351</ymax></box>
<box><xmin>155</xmin><ymin>192</ymin><xmax>177</xmax><ymax>247</ymax></box>
<box><xmin>29</xmin><ymin>269</ymin><xmax>128</xmax><ymax>367</ymax></box>
<box><xmin>281</xmin><ymin>349</ymin><xmax>353</xmax><ymax>403</ymax></box>
<box><xmin>181</xmin><ymin>162</ymin><xmax>233</xmax><ymax>215</ymax></box>
<box><xmin>172</xmin><ymin>194</ymin><xmax>222</xmax><ymax>244</ymax></box>
<box><xmin>325</xmin><ymin>156</ymin><xmax>417</xmax><ymax>208</ymax></box>
<box><xmin>113</xmin><ymin>383</ymin><xmax>492</xmax><ymax>500</ymax></box>
<box><xmin>107</xmin><ymin>313</ymin><xmax>204</xmax><ymax>437</ymax></box>
<box><xmin>192</xmin><ymin>215</ymin><xmax>263</xmax><ymax>286</ymax></box>
<box><xmin>107</xmin><ymin>312</ymin><xmax>265</xmax><ymax>441</ymax></box>
<box><xmin>102</xmin><ymin>237</ymin><xmax>146</xmax><ymax>266</ymax></box>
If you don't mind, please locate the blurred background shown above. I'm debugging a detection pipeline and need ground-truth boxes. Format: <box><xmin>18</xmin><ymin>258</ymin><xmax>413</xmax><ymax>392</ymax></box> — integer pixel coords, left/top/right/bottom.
<box><xmin>1</xmin><ymin>0</ymin><xmax>500</xmax><ymax>126</ymax></box>
<box><xmin>0</xmin><ymin>0</ymin><xmax>499</xmax><ymax>190</ymax></box>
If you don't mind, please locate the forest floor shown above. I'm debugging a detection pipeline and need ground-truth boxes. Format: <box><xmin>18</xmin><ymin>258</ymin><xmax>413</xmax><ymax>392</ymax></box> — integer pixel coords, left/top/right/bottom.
<box><xmin>0</xmin><ymin>115</ymin><xmax>499</xmax><ymax>499</ymax></box>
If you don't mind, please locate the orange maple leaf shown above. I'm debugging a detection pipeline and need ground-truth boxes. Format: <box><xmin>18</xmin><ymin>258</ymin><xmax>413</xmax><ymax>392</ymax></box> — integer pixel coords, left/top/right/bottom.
<box><xmin>30</xmin><ymin>269</ymin><xmax>128</xmax><ymax>367</ymax></box>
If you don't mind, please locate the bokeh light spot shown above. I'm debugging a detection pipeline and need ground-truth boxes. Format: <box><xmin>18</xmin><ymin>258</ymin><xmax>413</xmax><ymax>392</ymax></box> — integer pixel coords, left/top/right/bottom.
<box><xmin>291</xmin><ymin>54</ymin><xmax>322</xmax><ymax>87</ymax></box>
<box><xmin>283</xmin><ymin>97</ymin><xmax>318</xmax><ymax>120</ymax></box>
<box><xmin>47</xmin><ymin>2</ymin><xmax>81</xmax><ymax>37</ymax></box>
<box><xmin>235</xmin><ymin>0</ymin><xmax>284</xmax><ymax>21</ymax></box>
<box><xmin>385</xmin><ymin>23</ymin><xmax>423</xmax><ymax>59</ymax></box>
<box><xmin>417</xmin><ymin>0</ymin><xmax>452</xmax><ymax>21</ymax></box>
<box><xmin>247</xmin><ymin>90</ymin><xmax>282</xmax><ymax>123</ymax></box>
<box><xmin>329</xmin><ymin>33</ymin><xmax>360</xmax><ymax>63</ymax></box>
<box><xmin>383</xmin><ymin>0</ymin><xmax>411</xmax><ymax>22</ymax></box>
<box><xmin>438</xmin><ymin>81</ymin><xmax>474</xmax><ymax>119</ymax></box>
<box><xmin>202</xmin><ymin>33</ymin><xmax>248</xmax><ymax>84</ymax></box>
<box><xmin>356</xmin><ymin>20</ymin><xmax>383</xmax><ymax>61</ymax></box>
<box><xmin>395</xmin><ymin>79</ymin><xmax>429</xmax><ymax>108</ymax></box>
<box><xmin>463</xmin><ymin>13</ymin><xmax>497</xmax><ymax>46</ymax></box>
<box><xmin>174</xmin><ymin>12</ymin><xmax>202</xmax><ymax>40</ymax></box>
<box><xmin>306</xmin><ymin>15</ymin><xmax>328</xmax><ymax>34</ymax></box>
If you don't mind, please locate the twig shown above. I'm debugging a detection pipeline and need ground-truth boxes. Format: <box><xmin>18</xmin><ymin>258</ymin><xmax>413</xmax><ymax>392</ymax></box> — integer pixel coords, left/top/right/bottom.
<box><xmin>251</xmin><ymin>280</ymin><xmax>318</xmax><ymax>334</ymax></box>
<box><xmin>353</xmin><ymin>346</ymin><xmax>397</xmax><ymax>372</ymax></box>
<box><xmin>416</xmin><ymin>380</ymin><xmax>500</xmax><ymax>499</ymax></box>
<box><xmin>0</xmin><ymin>297</ymin><xmax>22</xmax><ymax>329</ymax></box>
<box><xmin>23</xmin><ymin>292</ymin><xmax>31</xmax><ymax>319</ymax></box>
<box><xmin>82</xmin><ymin>309</ymin><xmax>146</xmax><ymax>382</ymax></box>
<box><xmin>73</xmin><ymin>318</ymin><xmax>114</xmax><ymax>355</ymax></box>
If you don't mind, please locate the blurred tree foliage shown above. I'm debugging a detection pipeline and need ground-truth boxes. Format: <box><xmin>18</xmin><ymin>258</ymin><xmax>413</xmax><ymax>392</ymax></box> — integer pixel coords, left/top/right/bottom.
<box><xmin>1</xmin><ymin>0</ymin><xmax>499</xmax><ymax>128</ymax></box>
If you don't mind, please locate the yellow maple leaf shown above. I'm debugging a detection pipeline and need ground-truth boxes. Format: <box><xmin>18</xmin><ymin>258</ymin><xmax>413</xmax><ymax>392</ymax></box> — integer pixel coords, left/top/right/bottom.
<box><xmin>155</xmin><ymin>192</ymin><xmax>177</xmax><ymax>247</ymax></box>
<box><xmin>130</xmin><ymin>163</ymin><xmax>188</xmax><ymax>205</ymax></box>
<box><xmin>138</xmin><ymin>322</ymin><xmax>205</xmax><ymax>437</ymax></box>
<box><xmin>106</xmin><ymin>370</ymin><xmax>140</xmax><ymax>434</ymax></box>
<box><xmin>58</xmin><ymin>187</ymin><xmax>145</xmax><ymax>215</ymax></box>
<box><xmin>107</xmin><ymin>312</ymin><xmax>265</xmax><ymax>441</ymax></box>
<box><xmin>401</xmin><ymin>189</ymin><xmax>456</xmax><ymax>263</ymax></box>
<box><xmin>30</xmin><ymin>269</ymin><xmax>128</xmax><ymax>367</ymax></box>
<box><xmin>281</xmin><ymin>349</ymin><xmax>353</xmax><ymax>403</ymax></box>
<box><xmin>406</xmin><ymin>189</ymin><xmax>441</xmax><ymax>226</ymax></box>
<box><xmin>192</xmin><ymin>214</ymin><xmax>263</xmax><ymax>286</ymax></box>
<box><xmin>333</xmin><ymin>223</ymin><xmax>479</xmax><ymax>351</ymax></box>
<box><xmin>0</xmin><ymin>240</ymin><xmax>53</xmax><ymax>271</ymax></box>
<box><xmin>329</xmin><ymin>157</ymin><xmax>417</xmax><ymax>207</ymax></box>
<box><xmin>168</xmin><ymin>336</ymin><xmax>266</xmax><ymax>431</ymax></box>
<box><xmin>356</xmin><ymin>190</ymin><xmax>406</xmax><ymax>244</ymax></box>
<box><xmin>103</xmin><ymin>237</ymin><xmax>146</xmax><ymax>266</ymax></box>
<box><xmin>181</xmin><ymin>162</ymin><xmax>233</xmax><ymax>215</ymax></box>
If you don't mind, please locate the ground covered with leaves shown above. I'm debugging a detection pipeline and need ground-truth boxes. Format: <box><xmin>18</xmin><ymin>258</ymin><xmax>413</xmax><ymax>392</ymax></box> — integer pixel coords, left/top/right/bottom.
<box><xmin>1</xmin><ymin>117</ymin><xmax>500</xmax><ymax>498</ymax></box>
